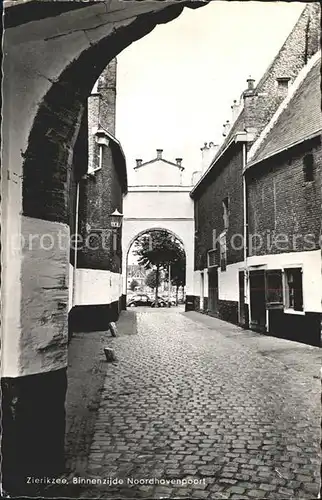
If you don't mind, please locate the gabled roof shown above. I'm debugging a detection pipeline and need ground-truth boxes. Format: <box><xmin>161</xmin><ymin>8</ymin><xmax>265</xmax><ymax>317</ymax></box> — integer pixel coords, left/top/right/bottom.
<box><xmin>246</xmin><ymin>52</ymin><xmax>322</xmax><ymax>169</ymax></box>
<box><xmin>135</xmin><ymin>157</ymin><xmax>184</xmax><ymax>171</ymax></box>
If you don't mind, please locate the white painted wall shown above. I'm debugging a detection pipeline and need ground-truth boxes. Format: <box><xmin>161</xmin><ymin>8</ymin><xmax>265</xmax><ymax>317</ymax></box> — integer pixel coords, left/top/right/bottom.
<box><xmin>123</xmin><ymin>189</ymin><xmax>193</xmax><ymax>219</ymax></box>
<box><xmin>68</xmin><ymin>264</ymin><xmax>74</xmax><ymax>312</ymax></box>
<box><xmin>133</xmin><ymin>159</ymin><xmax>182</xmax><ymax>186</ymax></box>
<box><xmin>218</xmin><ymin>262</ymin><xmax>241</xmax><ymax>302</ymax></box>
<box><xmin>193</xmin><ymin>269</ymin><xmax>209</xmax><ymax>299</ymax></box>
<box><xmin>203</xmin><ymin>268</ymin><xmax>209</xmax><ymax>298</ymax></box>
<box><xmin>247</xmin><ymin>249</ymin><xmax>322</xmax><ymax>312</ymax></box>
<box><xmin>75</xmin><ymin>268</ymin><xmax>122</xmax><ymax>306</ymax></box>
<box><xmin>193</xmin><ymin>250</ymin><xmax>322</xmax><ymax>314</ymax></box>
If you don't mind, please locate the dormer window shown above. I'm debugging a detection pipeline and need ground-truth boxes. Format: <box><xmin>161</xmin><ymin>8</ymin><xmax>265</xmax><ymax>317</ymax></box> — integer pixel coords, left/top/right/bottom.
<box><xmin>276</xmin><ymin>77</ymin><xmax>290</xmax><ymax>90</ymax></box>
<box><xmin>88</xmin><ymin>131</ymin><xmax>109</xmax><ymax>175</ymax></box>
<box><xmin>97</xmin><ymin>144</ymin><xmax>103</xmax><ymax>171</ymax></box>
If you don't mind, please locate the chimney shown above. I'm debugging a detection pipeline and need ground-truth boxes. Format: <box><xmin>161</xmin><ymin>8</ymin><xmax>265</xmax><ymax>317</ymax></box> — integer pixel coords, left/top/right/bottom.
<box><xmin>156</xmin><ymin>149</ymin><xmax>163</xmax><ymax>160</ymax></box>
<box><xmin>208</xmin><ymin>142</ymin><xmax>219</xmax><ymax>156</ymax></box>
<box><xmin>200</xmin><ymin>142</ymin><xmax>218</xmax><ymax>172</ymax></box>
<box><xmin>247</xmin><ymin>76</ymin><xmax>255</xmax><ymax>90</ymax></box>
<box><xmin>222</xmin><ymin>120</ymin><xmax>231</xmax><ymax>137</ymax></box>
<box><xmin>231</xmin><ymin>99</ymin><xmax>240</xmax><ymax>122</ymax></box>
<box><xmin>135</xmin><ymin>159</ymin><xmax>142</xmax><ymax>168</ymax></box>
<box><xmin>176</xmin><ymin>158</ymin><xmax>183</xmax><ymax>168</ymax></box>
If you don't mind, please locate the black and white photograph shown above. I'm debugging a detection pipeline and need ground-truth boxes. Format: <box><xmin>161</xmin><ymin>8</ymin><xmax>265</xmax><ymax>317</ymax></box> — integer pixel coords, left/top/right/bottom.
<box><xmin>1</xmin><ymin>0</ymin><xmax>321</xmax><ymax>498</ymax></box>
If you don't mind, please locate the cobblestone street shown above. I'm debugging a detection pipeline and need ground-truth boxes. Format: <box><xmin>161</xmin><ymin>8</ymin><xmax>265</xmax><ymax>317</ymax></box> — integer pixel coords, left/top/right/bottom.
<box><xmin>78</xmin><ymin>309</ymin><xmax>320</xmax><ymax>499</ymax></box>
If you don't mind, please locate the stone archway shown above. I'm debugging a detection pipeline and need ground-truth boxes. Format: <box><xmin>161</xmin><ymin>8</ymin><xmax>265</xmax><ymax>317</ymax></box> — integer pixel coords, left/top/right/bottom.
<box><xmin>2</xmin><ymin>0</ymin><xmax>206</xmax><ymax>494</ymax></box>
<box><xmin>123</xmin><ymin>226</ymin><xmax>189</xmax><ymax>307</ymax></box>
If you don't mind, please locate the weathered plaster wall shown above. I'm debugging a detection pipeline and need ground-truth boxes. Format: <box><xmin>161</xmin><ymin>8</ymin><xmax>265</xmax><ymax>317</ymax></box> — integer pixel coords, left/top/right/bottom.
<box><xmin>75</xmin><ymin>269</ymin><xmax>122</xmax><ymax>306</ymax></box>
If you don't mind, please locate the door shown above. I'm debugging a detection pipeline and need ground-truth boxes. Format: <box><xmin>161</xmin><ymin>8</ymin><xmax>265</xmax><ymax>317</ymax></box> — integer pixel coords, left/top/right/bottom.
<box><xmin>208</xmin><ymin>267</ymin><xmax>218</xmax><ymax>315</ymax></box>
<box><xmin>249</xmin><ymin>270</ymin><xmax>266</xmax><ymax>332</ymax></box>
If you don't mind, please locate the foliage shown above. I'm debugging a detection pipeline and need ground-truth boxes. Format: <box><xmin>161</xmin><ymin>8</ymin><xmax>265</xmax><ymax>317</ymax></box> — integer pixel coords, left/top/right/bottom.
<box><xmin>145</xmin><ymin>269</ymin><xmax>159</xmax><ymax>289</ymax></box>
<box><xmin>170</xmin><ymin>258</ymin><xmax>186</xmax><ymax>287</ymax></box>
<box><xmin>133</xmin><ymin>230</ymin><xmax>184</xmax><ymax>270</ymax></box>
<box><xmin>129</xmin><ymin>279</ymin><xmax>139</xmax><ymax>291</ymax></box>
<box><xmin>133</xmin><ymin>230</ymin><xmax>186</xmax><ymax>301</ymax></box>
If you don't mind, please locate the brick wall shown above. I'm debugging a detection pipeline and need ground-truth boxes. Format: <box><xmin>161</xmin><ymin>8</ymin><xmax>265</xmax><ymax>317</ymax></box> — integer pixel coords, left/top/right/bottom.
<box><xmin>97</xmin><ymin>59</ymin><xmax>117</xmax><ymax>134</ymax></box>
<box><xmin>78</xmin><ymin>144</ymin><xmax>123</xmax><ymax>273</ymax></box>
<box><xmin>194</xmin><ymin>143</ymin><xmax>244</xmax><ymax>270</ymax></box>
<box><xmin>76</xmin><ymin>58</ymin><xmax>123</xmax><ymax>274</ymax></box>
<box><xmin>247</xmin><ymin>137</ymin><xmax>322</xmax><ymax>256</ymax></box>
<box><xmin>69</xmin><ymin>107</ymin><xmax>89</xmax><ymax>265</ymax></box>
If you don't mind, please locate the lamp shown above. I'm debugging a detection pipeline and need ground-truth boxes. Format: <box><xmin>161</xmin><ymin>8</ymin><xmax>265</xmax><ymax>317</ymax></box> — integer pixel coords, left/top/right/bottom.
<box><xmin>110</xmin><ymin>209</ymin><xmax>123</xmax><ymax>229</ymax></box>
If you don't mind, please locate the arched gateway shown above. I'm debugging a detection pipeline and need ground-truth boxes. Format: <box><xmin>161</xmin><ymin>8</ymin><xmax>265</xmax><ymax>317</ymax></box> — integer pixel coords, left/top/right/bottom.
<box><xmin>2</xmin><ymin>0</ymin><xmax>205</xmax><ymax>493</ymax></box>
<box><xmin>122</xmin><ymin>150</ymin><xmax>194</xmax><ymax>306</ymax></box>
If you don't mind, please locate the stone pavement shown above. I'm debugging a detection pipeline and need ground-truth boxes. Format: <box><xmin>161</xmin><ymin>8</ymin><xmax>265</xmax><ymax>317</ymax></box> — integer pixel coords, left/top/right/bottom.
<box><xmin>73</xmin><ymin>309</ymin><xmax>320</xmax><ymax>499</ymax></box>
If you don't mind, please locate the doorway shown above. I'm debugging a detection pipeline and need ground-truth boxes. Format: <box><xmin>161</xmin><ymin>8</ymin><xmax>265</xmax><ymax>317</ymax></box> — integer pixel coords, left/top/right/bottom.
<box><xmin>249</xmin><ymin>269</ymin><xmax>266</xmax><ymax>332</ymax></box>
<box><xmin>208</xmin><ymin>267</ymin><xmax>218</xmax><ymax>315</ymax></box>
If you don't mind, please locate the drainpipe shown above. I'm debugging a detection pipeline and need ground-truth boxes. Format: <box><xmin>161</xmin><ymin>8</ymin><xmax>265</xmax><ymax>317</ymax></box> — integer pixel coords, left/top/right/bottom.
<box><xmin>242</xmin><ymin>143</ymin><xmax>249</xmax><ymax>326</ymax></box>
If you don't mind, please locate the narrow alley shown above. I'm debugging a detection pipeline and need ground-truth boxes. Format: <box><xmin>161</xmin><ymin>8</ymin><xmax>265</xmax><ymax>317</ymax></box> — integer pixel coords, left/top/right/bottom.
<box><xmin>70</xmin><ymin>310</ymin><xmax>320</xmax><ymax>499</ymax></box>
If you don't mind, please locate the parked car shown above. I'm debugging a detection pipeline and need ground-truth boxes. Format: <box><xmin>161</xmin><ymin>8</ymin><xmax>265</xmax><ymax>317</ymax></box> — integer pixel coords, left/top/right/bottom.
<box><xmin>127</xmin><ymin>294</ymin><xmax>152</xmax><ymax>307</ymax></box>
<box><xmin>151</xmin><ymin>297</ymin><xmax>170</xmax><ymax>308</ymax></box>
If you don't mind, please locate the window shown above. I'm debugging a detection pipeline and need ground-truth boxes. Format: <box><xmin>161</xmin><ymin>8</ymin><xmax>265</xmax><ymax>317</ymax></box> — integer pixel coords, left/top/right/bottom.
<box><xmin>276</xmin><ymin>77</ymin><xmax>290</xmax><ymax>90</ymax></box>
<box><xmin>97</xmin><ymin>144</ymin><xmax>103</xmax><ymax>170</ymax></box>
<box><xmin>303</xmin><ymin>153</ymin><xmax>314</xmax><ymax>182</ymax></box>
<box><xmin>219</xmin><ymin>232</ymin><xmax>227</xmax><ymax>272</ymax></box>
<box><xmin>265</xmin><ymin>270</ymin><xmax>283</xmax><ymax>308</ymax></box>
<box><xmin>223</xmin><ymin>197</ymin><xmax>229</xmax><ymax>230</ymax></box>
<box><xmin>88</xmin><ymin>144</ymin><xmax>103</xmax><ymax>174</ymax></box>
<box><xmin>207</xmin><ymin>249</ymin><xmax>218</xmax><ymax>268</ymax></box>
<box><xmin>284</xmin><ymin>268</ymin><xmax>303</xmax><ymax>311</ymax></box>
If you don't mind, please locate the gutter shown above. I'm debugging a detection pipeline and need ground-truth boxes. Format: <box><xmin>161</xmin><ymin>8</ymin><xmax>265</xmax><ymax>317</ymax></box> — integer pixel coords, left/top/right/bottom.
<box><xmin>190</xmin><ymin>131</ymin><xmax>255</xmax><ymax>198</ymax></box>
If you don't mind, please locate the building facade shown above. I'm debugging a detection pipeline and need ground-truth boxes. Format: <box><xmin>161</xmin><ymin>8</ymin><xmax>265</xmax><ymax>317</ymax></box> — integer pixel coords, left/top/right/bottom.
<box><xmin>244</xmin><ymin>53</ymin><xmax>321</xmax><ymax>346</ymax></box>
<box><xmin>69</xmin><ymin>59</ymin><xmax>127</xmax><ymax>332</ymax></box>
<box><xmin>122</xmin><ymin>150</ymin><xmax>194</xmax><ymax>308</ymax></box>
<box><xmin>191</xmin><ymin>4</ymin><xmax>321</xmax><ymax>345</ymax></box>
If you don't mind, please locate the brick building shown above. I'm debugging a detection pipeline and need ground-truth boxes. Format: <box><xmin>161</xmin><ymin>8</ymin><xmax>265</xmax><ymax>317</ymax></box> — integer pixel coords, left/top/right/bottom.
<box><xmin>69</xmin><ymin>58</ymin><xmax>128</xmax><ymax>332</ymax></box>
<box><xmin>244</xmin><ymin>52</ymin><xmax>321</xmax><ymax>346</ymax></box>
<box><xmin>190</xmin><ymin>4</ymin><xmax>320</xmax><ymax>339</ymax></box>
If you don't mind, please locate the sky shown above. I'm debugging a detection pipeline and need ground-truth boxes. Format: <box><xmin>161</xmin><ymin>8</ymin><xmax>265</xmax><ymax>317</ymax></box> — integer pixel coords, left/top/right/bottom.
<box><xmin>115</xmin><ymin>1</ymin><xmax>305</xmax><ymax>187</ymax></box>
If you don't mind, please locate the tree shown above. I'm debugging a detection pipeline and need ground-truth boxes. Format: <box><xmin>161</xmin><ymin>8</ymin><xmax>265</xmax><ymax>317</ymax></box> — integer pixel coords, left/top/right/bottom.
<box><xmin>145</xmin><ymin>269</ymin><xmax>159</xmax><ymax>290</ymax></box>
<box><xmin>129</xmin><ymin>279</ymin><xmax>139</xmax><ymax>291</ymax></box>
<box><xmin>162</xmin><ymin>246</ymin><xmax>186</xmax><ymax>305</ymax></box>
<box><xmin>133</xmin><ymin>230</ymin><xmax>185</xmax><ymax>302</ymax></box>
